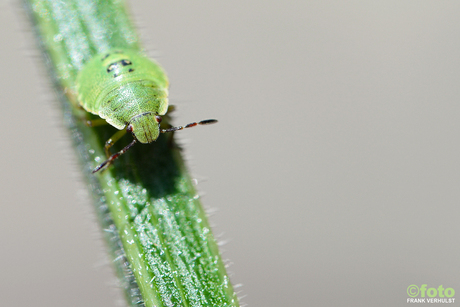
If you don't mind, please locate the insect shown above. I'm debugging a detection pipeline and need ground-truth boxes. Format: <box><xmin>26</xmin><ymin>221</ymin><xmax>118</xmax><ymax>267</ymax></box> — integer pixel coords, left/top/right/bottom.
<box><xmin>75</xmin><ymin>49</ymin><xmax>217</xmax><ymax>173</ymax></box>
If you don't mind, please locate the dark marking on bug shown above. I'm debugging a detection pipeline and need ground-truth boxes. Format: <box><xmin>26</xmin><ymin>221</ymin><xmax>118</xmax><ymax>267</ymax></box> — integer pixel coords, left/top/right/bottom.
<box><xmin>107</xmin><ymin>63</ymin><xmax>118</xmax><ymax>72</ymax></box>
<box><xmin>142</xmin><ymin>120</ymin><xmax>149</xmax><ymax>142</ymax></box>
<box><xmin>107</xmin><ymin>59</ymin><xmax>132</xmax><ymax>73</ymax></box>
<box><xmin>113</xmin><ymin>73</ymin><xmax>119</xmax><ymax>78</ymax></box>
<box><xmin>129</xmin><ymin>68</ymin><xmax>134</xmax><ymax>73</ymax></box>
<box><xmin>131</xmin><ymin>112</ymin><xmax>153</xmax><ymax>121</ymax></box>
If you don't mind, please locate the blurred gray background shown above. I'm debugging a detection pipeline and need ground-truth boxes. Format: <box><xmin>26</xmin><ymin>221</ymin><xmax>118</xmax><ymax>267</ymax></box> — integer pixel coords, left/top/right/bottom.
<box><xmin>1</xmin><ymin>1</ymin><xmax>460</xmax><ymax>306</ymax></box>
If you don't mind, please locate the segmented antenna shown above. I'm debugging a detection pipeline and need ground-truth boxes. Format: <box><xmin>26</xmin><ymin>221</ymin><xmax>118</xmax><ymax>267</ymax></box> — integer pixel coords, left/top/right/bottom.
<box><xmin>160</xmin><ymin>119</ymin><xmax>218</xmax><ymax>133</ymax></box>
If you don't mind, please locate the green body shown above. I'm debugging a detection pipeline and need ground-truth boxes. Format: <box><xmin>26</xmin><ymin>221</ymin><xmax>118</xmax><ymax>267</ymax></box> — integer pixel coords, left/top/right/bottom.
<box><xmin>77</xmin><ymin>49</ymin><xmax>169</xmax><ymax>143</ymax></box>
<box><xmin>25</xmin><ymin>0</ymin><xmax>239</xmax><ymax>306</ymax></box>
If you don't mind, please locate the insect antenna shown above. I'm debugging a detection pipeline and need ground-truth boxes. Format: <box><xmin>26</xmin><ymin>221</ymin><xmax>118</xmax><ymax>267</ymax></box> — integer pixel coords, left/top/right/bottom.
<box><xmin>92</xmin><ymin>139</ymin><xmax>137</xmax><ymax>173</ymax></box>
<box><xmin>160</xmin><ymin>119</ymin><xmax>218</xmax><ymax>133</ymax></box>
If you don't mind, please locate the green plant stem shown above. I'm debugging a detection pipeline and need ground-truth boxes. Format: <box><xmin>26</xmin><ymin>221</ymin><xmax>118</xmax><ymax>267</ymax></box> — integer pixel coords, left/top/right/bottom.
<box><xmin>24</xmin><ymin>0</ymin><xmax>239</xmax><ymax>306</ymax></box>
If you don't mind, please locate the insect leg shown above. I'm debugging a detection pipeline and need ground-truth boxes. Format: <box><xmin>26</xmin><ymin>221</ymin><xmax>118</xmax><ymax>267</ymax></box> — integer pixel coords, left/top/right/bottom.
<box><xmin>104</xmin><ymin>129</ymin><xmax>128</xmax><ymax>157</ymax></box>
<box><xmin>85</xmin><ymin>118</ymin><xmax>108</xmax><ymax>127</ymax></box>
<box><xmin>92</xmin><ymin>139</ymin><xmax>137</xmax><ymax>173</ymax></box>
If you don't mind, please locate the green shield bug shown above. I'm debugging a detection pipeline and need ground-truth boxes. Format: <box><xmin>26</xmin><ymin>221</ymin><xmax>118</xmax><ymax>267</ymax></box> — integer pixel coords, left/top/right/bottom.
<box><xmin>76</xmin><ymin>49</ymin><xmax>217</xmax><ymax>173</ymax></box>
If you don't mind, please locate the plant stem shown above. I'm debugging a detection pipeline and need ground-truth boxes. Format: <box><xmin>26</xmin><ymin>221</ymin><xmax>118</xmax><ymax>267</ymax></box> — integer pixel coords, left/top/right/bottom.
<box><xmin>24</xmin><ymin>0</ymin><xmax>239</xmax><ymax>306</ymax></box>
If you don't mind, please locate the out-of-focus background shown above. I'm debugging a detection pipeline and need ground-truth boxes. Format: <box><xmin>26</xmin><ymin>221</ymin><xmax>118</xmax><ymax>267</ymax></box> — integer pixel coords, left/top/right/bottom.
<box><xmin>1</xmin><ymin>1</ymin><xmax>460</xmax><ymax>306</ymax></box>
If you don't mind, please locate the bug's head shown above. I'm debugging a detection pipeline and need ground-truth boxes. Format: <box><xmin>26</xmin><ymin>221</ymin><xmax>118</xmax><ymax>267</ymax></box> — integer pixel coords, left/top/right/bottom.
<box><xmin>127</xmin><ymin>113</ymin><xmax>161</xmax><ymax>144</ymax></box>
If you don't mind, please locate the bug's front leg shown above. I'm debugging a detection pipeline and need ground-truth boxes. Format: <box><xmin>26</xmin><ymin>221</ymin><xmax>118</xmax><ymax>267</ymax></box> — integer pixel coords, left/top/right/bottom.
<box><xmin>104</xmin><ymin>129</ymin><xmax>128</xmax><ymax>157</ymax></box>
<box><xmin>85</xmin><ymin>118</ymin><xmax>109</xmax><ymax>127</ymax></box>
<box><xmin>92</xmin><ymin>139</ymin><xmax>137</xmax><ymax>173</ymax></box>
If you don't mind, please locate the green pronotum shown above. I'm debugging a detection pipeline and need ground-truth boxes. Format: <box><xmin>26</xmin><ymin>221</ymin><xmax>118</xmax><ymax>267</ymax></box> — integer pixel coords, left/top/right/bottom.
<box><xmin>24</xmin><ymin>0</ymin><xmax>239</xmax><ymax>306</ymax></box>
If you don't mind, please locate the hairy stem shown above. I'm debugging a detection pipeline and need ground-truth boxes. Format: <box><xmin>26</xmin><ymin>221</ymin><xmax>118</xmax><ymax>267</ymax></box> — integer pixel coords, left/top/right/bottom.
<box><xmin>24</xmin><ymin>0</ymin><xmax>238</xmax><ymax>306</ymax></box>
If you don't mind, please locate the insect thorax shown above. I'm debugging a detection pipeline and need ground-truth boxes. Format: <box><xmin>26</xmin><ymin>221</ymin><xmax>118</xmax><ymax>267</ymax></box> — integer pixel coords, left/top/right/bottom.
<box><xmin>76</xmin><ymin>49</ymin><xmax>169</xmax><ymax>130</ymax></box>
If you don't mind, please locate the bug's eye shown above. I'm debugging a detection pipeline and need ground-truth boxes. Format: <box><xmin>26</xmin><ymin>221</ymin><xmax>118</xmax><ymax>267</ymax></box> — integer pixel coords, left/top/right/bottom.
<box><xmin>127</xmin><ymin>124</ymin><xmax>134</xmax><ymax>133</ymax></box>
<box><xmin>155</xmin><ymin>116</ymin><xmax>162</xmax><ymax>123</ymax></box>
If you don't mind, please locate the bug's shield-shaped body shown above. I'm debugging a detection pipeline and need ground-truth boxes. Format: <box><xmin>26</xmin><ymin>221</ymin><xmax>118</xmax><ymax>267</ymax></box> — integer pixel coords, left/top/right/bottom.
<box><xmin>76</xmin><ymin>49</ymin><xmax>169</xmax><ymax>143</ymax></box>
